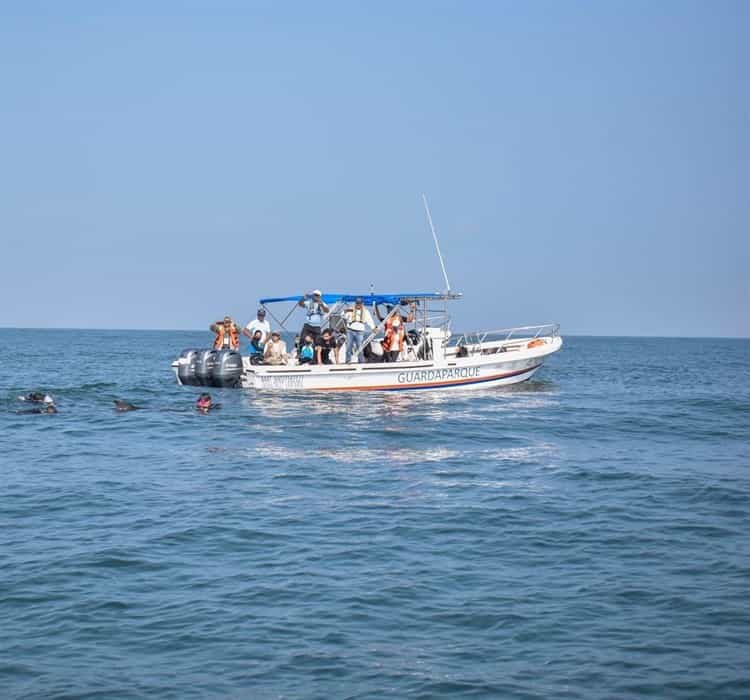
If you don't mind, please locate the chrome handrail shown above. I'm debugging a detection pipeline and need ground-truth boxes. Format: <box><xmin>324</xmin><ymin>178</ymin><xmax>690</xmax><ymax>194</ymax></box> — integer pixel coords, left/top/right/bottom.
<box><xmin>452</xmin><ymin>323</ymin><xmax>560</xmax><ymax>349</ymax></box>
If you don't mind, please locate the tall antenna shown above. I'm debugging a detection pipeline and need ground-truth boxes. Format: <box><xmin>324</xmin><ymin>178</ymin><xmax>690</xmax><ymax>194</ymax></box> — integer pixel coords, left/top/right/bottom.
<box><xmin>421</xmin><ymin>193</ymin><xmax>451</xmax><ymax>292</ymax></box>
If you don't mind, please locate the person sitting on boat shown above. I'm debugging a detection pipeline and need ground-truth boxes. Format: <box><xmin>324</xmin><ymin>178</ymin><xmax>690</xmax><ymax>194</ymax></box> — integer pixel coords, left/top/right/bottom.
<box><xmin>248</xmin><ymin>330</ymin><xmax>265</xmax><ymax>365</ymax></box>
<box><xmin>297</xmin><ymin>289</ymin><xmax>329</xmax><ymax>344</ymax></box>
<box><xmin>298</xmin><ymin>334</ymin><xmax>315</xmax><ymax>365</ymax></box>
<box><xmin>210</xmin><ymin>316</ymin><xmax>241</xmax><ymax>350</ymax></box>
<box><xmin>377</xmin><ymin>302</ymin><xmax>416</xmax><ymax>362</ymax></box>
<box><xmin>264</xmin><ymin>330</ymin><xmax>288</xmax><ymax>365</ymax></box>
<box><xmin>315</xmin><ymin>328</ymin><xmax>338</xmax><ymax>365</ymax></box>
<box><xmin>344</xmin><ymin>297</ymin><xmax>375</xmax><ymax>363</ymax></box>
<box><xmin>243</xmin><ymin>308</ymin><xmax>271</xmax><ymax>345</ymax></box>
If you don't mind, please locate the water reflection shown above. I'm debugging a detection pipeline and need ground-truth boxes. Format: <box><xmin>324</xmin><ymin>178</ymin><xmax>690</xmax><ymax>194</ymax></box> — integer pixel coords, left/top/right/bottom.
<box><xmin>243</xmin><ymin>382</ymin><xmax>559</xmax><ymax>422</ymax></box>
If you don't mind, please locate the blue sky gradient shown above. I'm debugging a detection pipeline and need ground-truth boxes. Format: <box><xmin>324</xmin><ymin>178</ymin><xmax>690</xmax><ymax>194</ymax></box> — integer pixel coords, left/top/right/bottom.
<box><xmin>1</xmin><ymin>1</ymin><xmax>747</xmax><ymax>336</ymax></box>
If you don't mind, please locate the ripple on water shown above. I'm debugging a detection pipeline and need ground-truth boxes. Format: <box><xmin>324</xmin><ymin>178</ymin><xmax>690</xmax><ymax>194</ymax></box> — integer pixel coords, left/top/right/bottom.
<box><xmin>1</xmin><ymin>332</ymin><xmax>749</xmax><ymax>699</ymax></box>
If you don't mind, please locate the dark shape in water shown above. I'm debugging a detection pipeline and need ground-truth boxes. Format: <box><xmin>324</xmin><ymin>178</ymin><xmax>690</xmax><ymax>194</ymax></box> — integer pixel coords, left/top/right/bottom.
<box><xmin>17</xmin><ymin>404</ymin><xmax>57</xmax><ymax>415</ymax></box>
<box><xmin>114</xmin><ymin>400</ymin><xmax>141</xmax><ymax>412</ymax></box>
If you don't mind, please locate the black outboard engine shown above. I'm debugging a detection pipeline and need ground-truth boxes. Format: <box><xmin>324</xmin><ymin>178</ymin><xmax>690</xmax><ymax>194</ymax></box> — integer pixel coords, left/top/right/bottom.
<box><xmin>194</xmin><ymin>349</ymin><xmax>219</xmax><ymax>386</ymax></box>
<box><xmin>177</xmin><ymin>349</ymin><xmax>200</xmax><ymax>386</ymax></box>
<box><xmin>212</xmin><ymin>349</ymin><xmax>243</xmax><ymax>388</ymax></box>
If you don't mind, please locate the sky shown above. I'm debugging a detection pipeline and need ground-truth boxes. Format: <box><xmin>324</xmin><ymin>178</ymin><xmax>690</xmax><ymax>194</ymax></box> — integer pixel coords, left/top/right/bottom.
<box><xmin>1</xmin><ymin>1</ymin><xmax>747</xmax><ymax>336</ymax></box>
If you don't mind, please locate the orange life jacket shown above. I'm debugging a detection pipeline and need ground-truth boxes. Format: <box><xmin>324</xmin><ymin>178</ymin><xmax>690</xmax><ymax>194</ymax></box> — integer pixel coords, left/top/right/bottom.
<box><xmin>382</xmin><ymin>316</ymin><xmax>405</xmax><ymax>352</ymax></box>
<box><xmin>214</xmin><ymin>323</ymin><xmax>239</xmax><ymax>350</ymax></box>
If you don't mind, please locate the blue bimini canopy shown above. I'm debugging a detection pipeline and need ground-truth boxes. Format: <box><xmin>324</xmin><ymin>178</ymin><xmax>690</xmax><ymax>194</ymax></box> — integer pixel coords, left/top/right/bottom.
<box><xmin>259</xmin><ymin>292</ymin><xmax>461</xmax><ymax>306</ymax></box>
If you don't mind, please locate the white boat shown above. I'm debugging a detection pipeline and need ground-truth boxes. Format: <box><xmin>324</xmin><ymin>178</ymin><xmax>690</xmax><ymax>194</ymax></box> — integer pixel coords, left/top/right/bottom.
<box><xmin>172</xmin><ymin>291</ymin><xmax>562</xmax><ymax>392</ymax></box>
<box><xmin>173</xmin><ymin>198</ymin><xmax>562</xmax><ymax>392</ymax></box>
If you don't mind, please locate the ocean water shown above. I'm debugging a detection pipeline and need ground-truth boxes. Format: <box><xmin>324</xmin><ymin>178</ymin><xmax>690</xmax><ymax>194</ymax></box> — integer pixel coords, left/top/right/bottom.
<box><xmin>1</xmin><ymin>329</ymin><xmax>748</xmax><ymax>699</ymax></box>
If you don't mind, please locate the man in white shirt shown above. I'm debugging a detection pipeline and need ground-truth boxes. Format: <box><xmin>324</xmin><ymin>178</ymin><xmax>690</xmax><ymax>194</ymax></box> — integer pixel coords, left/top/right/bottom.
<box><xmin>344</xmin><ymin>297</ymin><xmax>375</xmax><ymax>363</ymax></box>
<box><xmin>243</xmin><ymin>308</ymin><xmax>271</xmax><ymax>345</ymax></box>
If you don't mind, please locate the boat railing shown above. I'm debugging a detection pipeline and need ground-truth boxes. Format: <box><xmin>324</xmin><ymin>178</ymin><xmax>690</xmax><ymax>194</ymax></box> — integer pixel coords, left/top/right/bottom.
<box><xmin>452</xmin><ymin>323</ymin><xmax>560</xmax><ymax>353</ymax></box>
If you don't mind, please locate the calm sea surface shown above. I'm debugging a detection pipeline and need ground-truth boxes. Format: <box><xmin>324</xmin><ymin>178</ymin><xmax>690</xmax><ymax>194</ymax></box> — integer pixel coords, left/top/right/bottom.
<box><xmin>1</xmin><ymin>330</ymin><xmax>748</xmax><ymax>699</ymax></box>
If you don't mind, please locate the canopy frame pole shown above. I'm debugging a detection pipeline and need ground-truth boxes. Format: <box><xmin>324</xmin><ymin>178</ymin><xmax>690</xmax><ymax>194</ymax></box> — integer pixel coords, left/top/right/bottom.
<box><xmin>321</xmin><ymin>300</ymin><xmax>344</xmax><ymax>330</ymax></box>
<box><xmin>262</xmin><ymin>303</ymin><xmax>292</xmax><ymax>335</ymax></box>
<box><xmin>280</xmin><ymin>302</ymin><xmax>298</xmax><ymax>328</ymax></box>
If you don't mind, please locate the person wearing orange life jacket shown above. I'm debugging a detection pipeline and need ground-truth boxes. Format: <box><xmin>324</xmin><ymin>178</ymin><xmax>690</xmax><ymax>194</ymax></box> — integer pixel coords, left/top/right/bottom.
<box><xmin>378</xmin><ymin>302</ymin><xmax>416</xmax><ymax>362</ymax></box>
<box><xmin>209</xmin><ymin>316</ymin><xmax>241</xmax><ymax>350</ymax></box>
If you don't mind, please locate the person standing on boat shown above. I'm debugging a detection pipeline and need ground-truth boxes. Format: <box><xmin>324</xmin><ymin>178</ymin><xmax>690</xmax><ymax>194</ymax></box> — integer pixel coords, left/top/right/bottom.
<box><xmin>377</xmin><ymin>302</ymin><xmax>416</xmax><ymax>362</ymax></box>
<box><xmin>210</xmin><ymin>316</ymin><xmax>241</xmax><ymax>350</ymax></box>
<box><xmin>344</xmin><ymin>297</ymin><xmax>375</xmax><ymax>363</ymax></box>
<box><xmin>243</xmin><ymin>308</ymin><xmax>271</xmax><ymax>345</ymax></box>
<box><xmin>298</xmin><ymin>290</ymin><xmax>329</xmax><ymax>345</ymax></box>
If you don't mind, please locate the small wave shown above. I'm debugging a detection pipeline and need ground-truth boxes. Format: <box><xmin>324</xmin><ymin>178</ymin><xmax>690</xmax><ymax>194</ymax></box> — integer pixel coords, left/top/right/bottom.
<box><xmin>253</xmin><ymin>443</ymin><xmax>460</xmax><ymax>464</ymax></box>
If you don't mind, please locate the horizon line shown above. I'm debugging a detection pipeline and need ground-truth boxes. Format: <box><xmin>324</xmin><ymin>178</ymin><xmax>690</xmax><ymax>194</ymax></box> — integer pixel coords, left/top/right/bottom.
<box><xmin>0</xmin><ymin>326</ymin><xmax>747</xmax><ymax>341</ymax></box>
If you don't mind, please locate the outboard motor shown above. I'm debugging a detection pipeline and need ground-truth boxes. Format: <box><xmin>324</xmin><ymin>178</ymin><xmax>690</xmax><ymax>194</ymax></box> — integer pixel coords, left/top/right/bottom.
<box><xmin>194</xmin><ymin>349</ymin><xmax>219</xmax><ymax>386</ymax></box>
<box><xmin>211</xmin><ymin>349</ymin><xmax>243</xmax><ymax>388</ymax></box>
<box><xmin>176</xmin><ymin>349</ymin><xmax>200</xmax><ymax>386</ymax></box>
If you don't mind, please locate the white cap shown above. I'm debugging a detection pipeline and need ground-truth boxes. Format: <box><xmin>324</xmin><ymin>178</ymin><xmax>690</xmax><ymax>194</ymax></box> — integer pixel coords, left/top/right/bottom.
<box><xmin>43</xmin><ymin>394</ymin><xmax>54</xmax><ymax>404</ymax></box>
<box><xmin>312</xmin><ymin>289</ymin><xmax>322</xmax><ymax>296</ymax></box>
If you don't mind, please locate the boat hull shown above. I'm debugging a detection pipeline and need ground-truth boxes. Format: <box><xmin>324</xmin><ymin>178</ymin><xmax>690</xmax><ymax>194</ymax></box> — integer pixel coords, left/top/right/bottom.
<box><xmin>241</xmin><ymin>336</ymin><xmax>562</xmax><ymax>392</ymax></box>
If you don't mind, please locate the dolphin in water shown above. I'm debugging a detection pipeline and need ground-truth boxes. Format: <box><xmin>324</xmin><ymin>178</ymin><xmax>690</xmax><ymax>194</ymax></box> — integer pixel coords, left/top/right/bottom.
<box><xmin>114</xmin><ymin>400</ymin><xmax>142</xmax><ymax>412</ymax></box>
